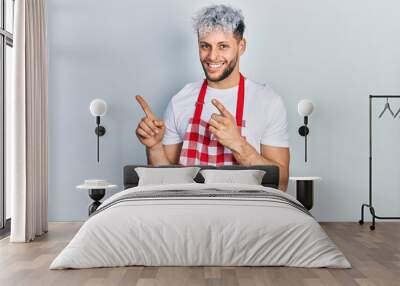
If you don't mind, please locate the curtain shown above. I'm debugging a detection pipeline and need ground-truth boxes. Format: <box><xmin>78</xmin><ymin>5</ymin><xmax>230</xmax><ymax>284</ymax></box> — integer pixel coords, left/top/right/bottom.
<box><xmin>9</xmin><ymin>0</ymin><xmax>48</xmax><ymax>242</ymax></box>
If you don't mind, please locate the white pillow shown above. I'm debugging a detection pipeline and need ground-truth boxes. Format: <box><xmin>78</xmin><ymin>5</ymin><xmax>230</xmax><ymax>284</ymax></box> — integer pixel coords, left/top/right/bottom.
<box><xmin>135</xmin><ymin>167</ymin><xmax>201</xmax><ymax>186</ymax></box>
<box><xmin>200</xmin><ymin>169</ymin><xmax>266</xmax><ymax>185</ymax></box>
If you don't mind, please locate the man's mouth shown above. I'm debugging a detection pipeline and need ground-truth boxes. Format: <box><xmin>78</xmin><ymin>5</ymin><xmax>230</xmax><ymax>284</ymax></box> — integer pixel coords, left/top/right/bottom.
<box><xmin>206</xmin><ymin>62</ymin><xmax>225</xmax><ymax>72</ymax></box>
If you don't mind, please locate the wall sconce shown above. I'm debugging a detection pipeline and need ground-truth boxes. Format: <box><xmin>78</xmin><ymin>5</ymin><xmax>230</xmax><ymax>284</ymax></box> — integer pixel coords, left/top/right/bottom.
<box><xmin>297</xmin><ymin>99</ymin><xmax>314</xmax><ymax>162</ymax></box>
<box><xmin>89</xmin><ymin>99</ymin><xmax>107</xmax><ymax>162</ymax></box>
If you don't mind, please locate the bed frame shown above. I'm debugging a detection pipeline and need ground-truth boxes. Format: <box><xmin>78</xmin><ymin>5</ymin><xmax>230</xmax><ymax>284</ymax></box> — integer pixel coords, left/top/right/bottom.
<box><xmin>123</xmin><ymin>165</ymin><xmax>280</xmax><ymax>189</ymax></box>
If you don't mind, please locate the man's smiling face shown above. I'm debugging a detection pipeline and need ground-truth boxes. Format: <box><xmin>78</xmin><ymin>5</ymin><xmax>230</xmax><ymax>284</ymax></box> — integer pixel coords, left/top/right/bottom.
<box><xmin>198</xmin><ymin>30</ymin><xmax>246</xmax><ymax>83</ymax></box>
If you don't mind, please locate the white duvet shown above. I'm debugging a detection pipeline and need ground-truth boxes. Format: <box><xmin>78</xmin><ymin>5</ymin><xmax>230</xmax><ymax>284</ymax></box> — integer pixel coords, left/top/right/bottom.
<box><xmin>50</xmin><ymin>183</ymin><xmax>351</xmax><ymax>269</ymax></box>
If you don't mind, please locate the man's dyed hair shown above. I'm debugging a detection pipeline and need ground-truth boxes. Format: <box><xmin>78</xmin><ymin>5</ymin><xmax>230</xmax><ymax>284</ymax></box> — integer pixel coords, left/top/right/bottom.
<box><xmin>192</xmin><ymin>4</ymin><xmax>245</xmax><ymax>40</ymax></box>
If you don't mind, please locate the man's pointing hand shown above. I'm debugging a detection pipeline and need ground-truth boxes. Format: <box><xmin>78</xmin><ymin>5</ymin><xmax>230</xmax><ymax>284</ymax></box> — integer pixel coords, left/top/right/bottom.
<box><xmin>135</xmin><ymin>95</ymin><xmax>165</xmax><ymax>149</ymax></box>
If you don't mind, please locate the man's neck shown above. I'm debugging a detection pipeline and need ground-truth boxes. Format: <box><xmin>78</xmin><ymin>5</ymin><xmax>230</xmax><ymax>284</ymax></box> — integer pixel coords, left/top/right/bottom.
<box><xmin>207</xmin><ymin>70</ymin><xmax>241</xmax><ymax>89</ymax></box>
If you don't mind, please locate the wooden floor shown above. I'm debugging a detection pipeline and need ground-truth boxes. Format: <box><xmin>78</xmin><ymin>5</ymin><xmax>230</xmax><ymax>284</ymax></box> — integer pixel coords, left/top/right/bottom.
<box><xmin>0</xmin><ymin>222</ymin><xmax>399</xmax><ymax>286</ymax></box>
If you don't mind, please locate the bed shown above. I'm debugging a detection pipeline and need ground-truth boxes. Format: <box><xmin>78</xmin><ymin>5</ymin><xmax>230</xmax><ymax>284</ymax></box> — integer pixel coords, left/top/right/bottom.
<box><xmin>50</xmin><ymin>165</ymin><xmax>351</xmax><ymax>269</ymax></box>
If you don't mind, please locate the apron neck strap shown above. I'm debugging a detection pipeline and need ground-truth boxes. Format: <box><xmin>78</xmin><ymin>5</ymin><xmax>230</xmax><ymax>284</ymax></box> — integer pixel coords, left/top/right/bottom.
<box><xmin>193</xmin><ymin>73</ymin><xmax>245</xmax><ymax>126</ymax></box>
<box><xmin>235</xmin><ymin>74</ymin><xmax>245</xmax><ymax>126</ymax></box>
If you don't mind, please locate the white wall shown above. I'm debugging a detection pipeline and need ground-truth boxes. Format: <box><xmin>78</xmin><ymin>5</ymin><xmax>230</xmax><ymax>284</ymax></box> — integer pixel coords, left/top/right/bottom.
<box><xmin>47</xmin><ymin>0</ymin><xmax>400</xmax><ymax>221</ymax></box>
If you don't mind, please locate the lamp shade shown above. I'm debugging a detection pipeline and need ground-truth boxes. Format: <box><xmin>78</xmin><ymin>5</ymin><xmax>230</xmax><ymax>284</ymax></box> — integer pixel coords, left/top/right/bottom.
<box><xmin>90</xmin><ymin>99</ymin><xmax>107</xmax><ymax>117</ymax></box>
<box><xmin>298</xmin><ymin>99</ymin><xmax>314</xmax><ymax>116</ymax></box>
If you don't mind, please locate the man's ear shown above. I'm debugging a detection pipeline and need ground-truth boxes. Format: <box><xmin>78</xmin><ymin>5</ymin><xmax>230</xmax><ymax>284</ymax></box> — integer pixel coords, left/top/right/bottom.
<box><xmin>239</xmin><ymin>37</ymin><xmax>247</xmax><ymax>56</ymax></box>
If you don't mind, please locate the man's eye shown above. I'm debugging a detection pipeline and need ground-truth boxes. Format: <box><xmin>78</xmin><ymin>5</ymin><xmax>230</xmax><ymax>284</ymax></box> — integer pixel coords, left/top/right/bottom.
<box><xmin>220</xmin><ymin>45</ymin><xmax>229</xmax><ymax>49</ymax></box>
<box><xmin>201</xmin><ymin>44</ymin><xmax>209</xmax><ymax>49</ymax></box>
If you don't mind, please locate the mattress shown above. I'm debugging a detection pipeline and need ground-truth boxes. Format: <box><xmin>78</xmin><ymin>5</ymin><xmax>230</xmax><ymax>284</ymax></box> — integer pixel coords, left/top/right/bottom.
<box><xmin>50</xmin><ymin>183</ymin><xmax>351</xmax><ymax>269</ymax></box>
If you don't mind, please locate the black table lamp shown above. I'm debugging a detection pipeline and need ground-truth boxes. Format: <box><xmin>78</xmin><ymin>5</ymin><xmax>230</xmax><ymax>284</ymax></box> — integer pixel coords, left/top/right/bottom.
<box><xmin>89</xmin><ymin>99</ymin><xmax>107</xmax><ymax>162</ymax></box>
<box><xmin>297</xmin><ymin>99</ymin><xmax>314</xmax><ymax>162</ymax></box>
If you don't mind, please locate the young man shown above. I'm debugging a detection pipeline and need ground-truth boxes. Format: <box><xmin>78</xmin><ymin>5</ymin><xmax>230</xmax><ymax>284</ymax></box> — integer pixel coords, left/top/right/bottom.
<box><xmin>135</xmin><ymin>5</ymin><xmax>290</xmax><ymax>191</ymax></box>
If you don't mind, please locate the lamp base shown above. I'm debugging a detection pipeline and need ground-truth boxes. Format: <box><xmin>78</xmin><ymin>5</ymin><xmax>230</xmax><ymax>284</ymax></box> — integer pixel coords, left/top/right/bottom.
<box><xmin>95</xmin><ymin>126</ymin><xmax>106</xmax><ymax>136</ymax></box>
<box><xmin>298</xmin><ymin>126</ymin><xmax>309</xmax><ymax>136</ymax></box>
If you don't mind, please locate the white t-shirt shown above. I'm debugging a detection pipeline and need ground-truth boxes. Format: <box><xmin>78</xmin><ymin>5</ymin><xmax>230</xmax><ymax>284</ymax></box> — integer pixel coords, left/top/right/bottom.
<box><xmin>162</xmin><ymin>78</ymin><xmax>289</xmax><ymax>153</ymax></box>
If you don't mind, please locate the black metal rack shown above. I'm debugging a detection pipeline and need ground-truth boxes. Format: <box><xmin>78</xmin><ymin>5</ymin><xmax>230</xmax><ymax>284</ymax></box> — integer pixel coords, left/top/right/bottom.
<box><xmin>359</xmin><ymin>95</ymin><xmax>400</xmax><ymax>230</ymax></box>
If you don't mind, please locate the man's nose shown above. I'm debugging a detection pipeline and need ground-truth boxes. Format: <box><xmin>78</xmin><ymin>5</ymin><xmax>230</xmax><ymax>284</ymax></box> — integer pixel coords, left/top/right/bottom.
<box><xmin>207</xmin><ymin>48</ymin><xmax>219</xmax><ymax>61</ymax></box>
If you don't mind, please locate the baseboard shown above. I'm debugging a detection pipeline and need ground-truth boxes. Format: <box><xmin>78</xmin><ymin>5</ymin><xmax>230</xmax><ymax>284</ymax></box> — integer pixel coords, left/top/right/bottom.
<box><xmin>48</xmin><ymin>220</ymin><xmax>85</xmax><ymax>223</ymax></box>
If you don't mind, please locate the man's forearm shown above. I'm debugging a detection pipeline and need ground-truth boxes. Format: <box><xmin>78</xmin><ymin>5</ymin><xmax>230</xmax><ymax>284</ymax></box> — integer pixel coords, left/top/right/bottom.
<box><xmin>146</xmin><ymin>143</ymin><xmax>171</xmax><ymax>166</ymax></box>
<box><xmin>231</xmin><ymin>139</ymin><xmax>289</xmax><ymax>192</ymax></box>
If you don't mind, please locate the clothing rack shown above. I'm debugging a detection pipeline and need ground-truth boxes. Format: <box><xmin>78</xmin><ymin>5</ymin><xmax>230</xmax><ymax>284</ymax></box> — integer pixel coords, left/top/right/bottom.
<box><xmin>359</xmin><ymin>95</ymin><xmax>400</xmax><ymax>230</ymax></box>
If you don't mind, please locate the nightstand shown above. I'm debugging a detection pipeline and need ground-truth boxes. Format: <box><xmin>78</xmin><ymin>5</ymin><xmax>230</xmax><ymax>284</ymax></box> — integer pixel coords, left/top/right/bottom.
<box><xmin>289</xmin><ymin>177</ymin><xmax>321</xmax><ymax>210</ymax></box>
<box><xmin>77</xmin><ymin>180</ymin><xmax>117</xmax><ymax>215</ymax></box>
